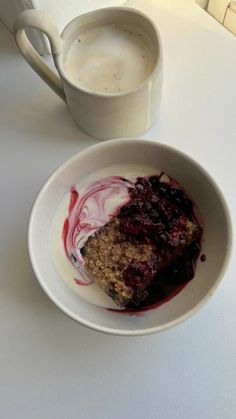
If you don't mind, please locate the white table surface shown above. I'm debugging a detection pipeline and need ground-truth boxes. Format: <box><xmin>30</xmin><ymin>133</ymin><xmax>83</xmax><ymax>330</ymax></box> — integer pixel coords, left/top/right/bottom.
<box><xmin>1</xmin><ymin>1</ymin><xmax>236</xmax><ymax>418</ymax></box>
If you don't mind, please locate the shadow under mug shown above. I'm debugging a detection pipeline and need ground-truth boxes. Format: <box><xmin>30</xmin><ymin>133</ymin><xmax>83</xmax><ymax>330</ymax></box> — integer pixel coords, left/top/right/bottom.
<box><xmin>14</xmin><ymin>7</ymin><xmax>163</xmax><ymax>140</ymax></box>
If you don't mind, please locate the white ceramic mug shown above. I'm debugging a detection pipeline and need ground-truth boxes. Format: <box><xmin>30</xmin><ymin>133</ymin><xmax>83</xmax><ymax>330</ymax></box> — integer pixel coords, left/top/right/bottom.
<box><xmin>14</xmin><ymin>7</ymin><xmax>163</xmax><ymax>140</ymax></box>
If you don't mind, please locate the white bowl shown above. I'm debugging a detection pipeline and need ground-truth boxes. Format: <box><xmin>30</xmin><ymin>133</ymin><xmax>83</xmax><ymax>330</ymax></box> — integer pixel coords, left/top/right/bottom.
<box><xmin>28</xmin><ymin>139</ymin><xmax>232</xmax><ymax>336</ymax></box>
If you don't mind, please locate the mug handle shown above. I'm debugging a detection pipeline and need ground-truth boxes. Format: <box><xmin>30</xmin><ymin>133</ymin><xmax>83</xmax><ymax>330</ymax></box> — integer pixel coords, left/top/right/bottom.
<box><xmin>13</xmin><ymin>9</ymin><xmax>66</xmax><ymax>102</ymax></box>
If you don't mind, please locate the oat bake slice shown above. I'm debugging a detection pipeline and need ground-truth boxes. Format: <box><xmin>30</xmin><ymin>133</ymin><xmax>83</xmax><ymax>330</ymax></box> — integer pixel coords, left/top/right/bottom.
<box><xmin>82</xmin><ymin>216</ymin><xmax>200</xmax><ymax>308</ymax></box>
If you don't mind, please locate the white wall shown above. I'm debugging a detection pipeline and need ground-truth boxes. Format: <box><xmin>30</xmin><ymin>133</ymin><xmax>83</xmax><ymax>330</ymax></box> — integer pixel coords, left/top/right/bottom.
<box><xmin>195</xmin><ymin>0</ymin><xmax>209</xmax><ymax>9</ymax></box>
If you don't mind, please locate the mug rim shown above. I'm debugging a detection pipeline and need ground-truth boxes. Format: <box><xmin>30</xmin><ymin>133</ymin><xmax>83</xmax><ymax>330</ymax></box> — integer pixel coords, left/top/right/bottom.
<box><xmin>56</xmin><ymin>6</ymin><xmax>163</xmax><ymax>98</ymax></box>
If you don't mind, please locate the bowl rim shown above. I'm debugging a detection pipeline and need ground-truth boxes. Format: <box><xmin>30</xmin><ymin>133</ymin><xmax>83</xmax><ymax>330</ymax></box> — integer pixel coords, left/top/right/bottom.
<box><xmin>28</xmin><ymin>139</ymin><xmax>233</xmax><ymax>336</ymax></box>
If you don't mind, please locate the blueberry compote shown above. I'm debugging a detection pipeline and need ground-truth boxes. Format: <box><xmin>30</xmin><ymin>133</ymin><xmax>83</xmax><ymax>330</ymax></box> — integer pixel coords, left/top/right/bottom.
<box><xmin>117</xmin><ymin>173</ymin><xmax>203</xmax><ymax>310</ymax></box>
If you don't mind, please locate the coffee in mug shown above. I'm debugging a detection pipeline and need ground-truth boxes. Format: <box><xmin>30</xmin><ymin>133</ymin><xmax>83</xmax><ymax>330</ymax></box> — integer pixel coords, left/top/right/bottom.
<box><xmin>64</xmin><ymin>24</ymin><xmax>156</xmax><ymax>94</ymax></box>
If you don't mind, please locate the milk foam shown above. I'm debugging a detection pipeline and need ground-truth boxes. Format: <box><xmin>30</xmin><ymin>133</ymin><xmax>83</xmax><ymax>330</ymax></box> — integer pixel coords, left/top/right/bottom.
<box><xmin>64</xmin><ymin>24</ymin><xmax>155</xmax><ymax>94</ymax></box>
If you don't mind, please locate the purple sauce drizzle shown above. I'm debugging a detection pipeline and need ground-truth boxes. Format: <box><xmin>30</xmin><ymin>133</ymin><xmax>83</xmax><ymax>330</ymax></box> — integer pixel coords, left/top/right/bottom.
<box><xmin>62</xmin><ymin>176</ymin><xmax>132</xmax><ymax>285</ymax></box>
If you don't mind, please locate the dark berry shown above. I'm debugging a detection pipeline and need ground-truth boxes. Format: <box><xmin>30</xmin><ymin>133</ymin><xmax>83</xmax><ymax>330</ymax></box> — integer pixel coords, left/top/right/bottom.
<box><xmin>136</xmin><ymin>177</ymin><xmax>150</xmax><ymax>188</ymax></box>
<box><xmin>119</xmin><ymin>203</ymin><xmax>138</xmax><ymax>218</ymax></box>
<box><xmin>188</xmin><ymin>241</ymin><xmax>201</xmax><ymax>257</ymax></box>
<box><xmin>158</xmin><ymin>183</ymin><xmax>170</xmax><ymax>195</ymax></box>
<box><xmin>169</xmin><ymin>188</ymin><xmax>183</xmax><ymax>199</ymax></box>
<box><xmin>149</xmin><ymin>176</ymin><xmax>160</xmax><ymax>188</ymax></box>
<box><xmin>120</xmin><ymin>215</ymin><xmax>142</xmax><ymax>235</ymax></box>
<box><xmin>149</xmin><ymin>193</ymin><xmax>159</xmax><ymax>206</ymax></box>
<box><xmin>181</xmin><ymin>198</ymin><xmax>193</xmax><ymax>215</ymax></box>
<box><xmin>123</xmin><ymin>261</ymin><xmax>155</xmax><ymax>289</ymax></box>
<box><xmin>148</xmin><ymin>209</ymin><xmax>161</xmax><ymax>222</ymax></box>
